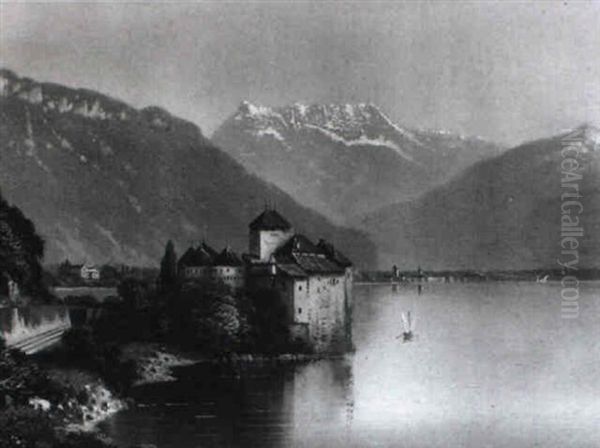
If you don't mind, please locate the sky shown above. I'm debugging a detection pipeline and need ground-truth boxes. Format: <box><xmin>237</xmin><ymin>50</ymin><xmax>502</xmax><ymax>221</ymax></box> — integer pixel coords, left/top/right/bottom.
<box><xmin>1</xmin><ymin>1</ymin><xmax>599</xmax><ymax>146</ymax></box>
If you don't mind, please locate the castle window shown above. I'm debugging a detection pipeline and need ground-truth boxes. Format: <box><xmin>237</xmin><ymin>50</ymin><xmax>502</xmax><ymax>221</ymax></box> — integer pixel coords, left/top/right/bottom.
<box><xmin>298</xmin><ymin>285</ymin><xmax>302</xmax><ymax>291</ymax></box>
<box><xmin>298</xmin><ymin>307</ymin><xmax>302</xmax><ymax>314</ymax></box>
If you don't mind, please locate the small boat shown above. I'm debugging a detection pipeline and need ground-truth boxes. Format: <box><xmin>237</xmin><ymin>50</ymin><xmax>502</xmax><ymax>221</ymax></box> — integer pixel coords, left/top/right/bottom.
<box><xmin>536</xmin><ymin>274</ymin><xmax>549</xmax><ymax>283</ymax></box>
<box><xmin>398</xmin><ymin>311</ymin><xmax>414</xmax><ymax>342</ymax></box>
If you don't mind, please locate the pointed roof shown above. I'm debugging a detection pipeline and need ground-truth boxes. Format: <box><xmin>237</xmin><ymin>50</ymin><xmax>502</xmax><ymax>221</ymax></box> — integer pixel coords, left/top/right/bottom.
<box><xmin>249</xmin><ymin>209</ymin><xmax>292</xmax><ymax>231</ymax></box>
<box><xmin>178</xmin><ymin>241</ymin><xmax>218</xmax><ymax>267</ymax></box>
<box><xmin>275</xmin><ymin>234</ymin><xmax>322</xmax><ymax>257</ymax></box>
<box><xmin>317</xmin><ymin>239</ymin><xmax>353</xmax><ymax>268</ymax></box>
<box><xmin>274</xmin><ymin>234</ymin><xmax>344</xmax><ymax>275</ymax></box>
<box><xmin>214</xmin><ymin>247</ymin><xmax>243</xmax><ymax>266</ymax></box>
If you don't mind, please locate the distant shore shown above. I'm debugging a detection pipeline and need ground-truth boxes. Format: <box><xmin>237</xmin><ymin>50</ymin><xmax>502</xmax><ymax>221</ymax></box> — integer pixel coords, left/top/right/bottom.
<box><xmin>356</xmin><ymin>268</ymin><xmax>600</xmax><ymax>283</ymax></box>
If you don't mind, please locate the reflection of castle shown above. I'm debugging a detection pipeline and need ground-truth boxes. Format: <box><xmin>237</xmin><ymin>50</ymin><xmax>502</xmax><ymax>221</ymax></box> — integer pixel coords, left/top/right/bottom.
<box><xmin>178</xmin><ymin>209</ymin><xmax>354</xmax><ymax>353</ymax></box>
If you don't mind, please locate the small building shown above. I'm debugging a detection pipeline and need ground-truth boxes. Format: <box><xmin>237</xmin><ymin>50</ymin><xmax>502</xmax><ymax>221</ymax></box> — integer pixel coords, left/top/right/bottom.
<box><xmin>58</xmin><ymin>259</ymin><xmax>100</xmax><ymax>281</ymax></box>
<box><xmin>80</xmin><ymin>264</ymin><xmax>100</xmax><ymax>281</ymax></box>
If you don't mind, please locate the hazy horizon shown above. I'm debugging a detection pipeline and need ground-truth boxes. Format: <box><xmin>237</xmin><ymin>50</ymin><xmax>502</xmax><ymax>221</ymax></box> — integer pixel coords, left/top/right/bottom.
<box><xmin>1</xmin><ymin>1</ymin><xmax>599</xmax><ymax>146</ymax></box>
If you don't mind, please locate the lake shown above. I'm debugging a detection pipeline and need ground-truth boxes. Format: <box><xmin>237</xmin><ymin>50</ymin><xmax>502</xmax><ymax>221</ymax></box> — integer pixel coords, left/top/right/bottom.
<box><xmin>100</xmin><ymin>282</ymin><xmax>600</xmax><ymax>447</ymax></box>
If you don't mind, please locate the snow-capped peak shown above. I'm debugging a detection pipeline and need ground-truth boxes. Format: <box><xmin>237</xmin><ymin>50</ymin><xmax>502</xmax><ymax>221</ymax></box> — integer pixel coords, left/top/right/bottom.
<box><xmin>580</xmin><ymin>123</ymin><xmax>600</xmax><ymax>150</ymax></box>
<box><xmin>234</xmin><ymin>101</ymin><xmax>386</xmax><ymax>129</ymax></box>
<box><xmin>237</xmin><ymin>101</ymin><xmax>274</xmax><ymax>118</ymax></box>
<box><xmin>293</xmin><ymin>102</ymin><xmax>308</xmax><ymax>117</ymax></box>
<box><xmin>226</xmin><ymin>100</ymin><xmax>427</xmax><ymax>161</ymax></box>
<box><xmin>561</xmin><ymin>124</ymin><xmax>600</xmax><ymax>153</ymax></box>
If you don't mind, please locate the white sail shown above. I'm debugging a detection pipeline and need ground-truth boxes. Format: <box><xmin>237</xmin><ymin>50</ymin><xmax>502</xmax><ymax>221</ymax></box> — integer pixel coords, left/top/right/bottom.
<box><xmin>536</xmin><ymin>274</ymin><xmax>549</xmax><ymax>283</ymax></box>
<box><xmin>401</xmin><ymin>311</ymin><xmax>413</xmax><ymax>332</ymax></box>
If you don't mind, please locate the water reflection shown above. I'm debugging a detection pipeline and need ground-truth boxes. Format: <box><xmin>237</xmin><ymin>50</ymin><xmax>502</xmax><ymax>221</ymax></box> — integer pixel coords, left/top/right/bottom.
<box><xmin>103</xmin><ymin>282</ymin><xmax>600</xmax><ymax>448</ymax></box>
<box><xmin>101</xmin><ymin>358</ymin><xmax>355</xmax><ymax>448</ymax></box>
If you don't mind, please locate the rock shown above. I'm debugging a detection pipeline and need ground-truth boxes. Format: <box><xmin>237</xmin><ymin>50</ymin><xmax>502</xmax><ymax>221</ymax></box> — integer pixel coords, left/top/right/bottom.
<box><xmin>28</xmin><ymin>397</ymin><xmax>51</xmax><ymax>411</ymax></box>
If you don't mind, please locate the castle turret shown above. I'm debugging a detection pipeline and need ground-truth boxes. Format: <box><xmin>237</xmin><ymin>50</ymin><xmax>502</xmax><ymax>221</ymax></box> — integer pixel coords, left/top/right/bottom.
<box><xmin>248</xmin><ymin>209</ymin><xmax>294</xmax><ymax>261</ymax></box>
<box><xmin>178</xmin><ymin>241</ymin><xmax>218</xmax><ymax>280</ymax></box>
<box><xmin>213</xmin><ymin>246</ymin><xmax>245</xmax><ymax>290</ymax></box>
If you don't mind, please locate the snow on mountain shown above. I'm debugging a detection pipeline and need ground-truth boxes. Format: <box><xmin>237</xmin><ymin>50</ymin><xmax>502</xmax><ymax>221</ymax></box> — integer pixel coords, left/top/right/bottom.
<box><xmin>213</xmin><ymin>101</ymin><xmax>504</xmax><ymax>223</ymax></box>
<box><xmin>581</xmin><ymin>124</ymin><xmax>600</xmax><ymax>151</ymax></box>
<box><xmin>303</xmin><ymin>123</ymin><xmax>413</xmax><ymax>161</ymax></box>
<box><xmin>0</xmin><ymin>71</ymin><xmax>376</xmax><ymax>267</ymax></box>
<box><xmin>255</xmin><ymin>126</ymin><xmax>285</xmax><ymax>142</ymax></box>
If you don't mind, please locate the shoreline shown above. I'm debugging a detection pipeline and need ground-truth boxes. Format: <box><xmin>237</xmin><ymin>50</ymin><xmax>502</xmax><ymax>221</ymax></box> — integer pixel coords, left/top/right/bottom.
<box><xmin>46</xmin><ymin>368</ymin><xmax>126</xmax><ymax>432</ymax></box>
<box><xmin>123</xmin><ymin>342</ymin><xmax>350</xmax><ymax>386</ymax></box>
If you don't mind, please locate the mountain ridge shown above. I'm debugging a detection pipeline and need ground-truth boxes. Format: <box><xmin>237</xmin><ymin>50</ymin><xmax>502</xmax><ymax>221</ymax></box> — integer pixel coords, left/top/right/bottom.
<box><xmin>0</xmin><ymin>70</ymin><xmax>377</xmax><ymax>267</ymax></box>
<box><xmin>213</xmin><ymin>100</ymin><xmax>505</xmax><ymax>223</ymax></box>
<box><xmin>354</xmin><ymin>125</ymin><xmax>600</xmax><ymax>270</ymax></box>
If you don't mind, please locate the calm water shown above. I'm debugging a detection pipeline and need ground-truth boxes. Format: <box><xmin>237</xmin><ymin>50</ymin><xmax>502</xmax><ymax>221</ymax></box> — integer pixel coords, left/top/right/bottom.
<box><xmin>100</xmin><ymin>282</ymin><xmax>600</xmax><ymax>447</ymax></box>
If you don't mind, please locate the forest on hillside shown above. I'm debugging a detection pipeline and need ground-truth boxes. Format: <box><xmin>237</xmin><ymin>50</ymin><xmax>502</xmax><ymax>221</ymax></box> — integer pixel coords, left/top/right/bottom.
<box><xmin>0</xmin><ymin>188</ymin><xmax>46</xmax><ymax>300</ymax></box>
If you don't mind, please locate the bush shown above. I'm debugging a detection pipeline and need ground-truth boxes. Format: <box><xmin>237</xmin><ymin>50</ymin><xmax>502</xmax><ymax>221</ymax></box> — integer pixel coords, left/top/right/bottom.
<box><xmin>60</xmin><ymin>327</ymin><xmax>136</xmax><ymax>392</ymax></box>
<box><xmin>0</xmin><ymin>405</ymin><xmax>55</xmax><ymax>448</ymax></box>
<box><xmin>0</xmin><ymin>405</ymin><xmax>116</xmax><ymax>448</ymax></box>
<box><xmin>191</xmin><ymin>295</ymin><xmax>244</xmax><ymax>354</ymax></box>
<box><xmin>62</xmin><ymin>327</ymin><xmax>97</xmax><ymax>362</ymax></box>
<box><xmin>1</xmin><ymin>347</ymin><xmax>65</xmax><ymax>407</ymax></box>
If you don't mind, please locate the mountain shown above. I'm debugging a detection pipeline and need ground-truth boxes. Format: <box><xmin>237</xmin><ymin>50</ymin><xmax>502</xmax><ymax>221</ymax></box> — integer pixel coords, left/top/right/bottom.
<box><xmin>0</xmin><ymin>70</ymin><xmax>376</xmax><ymax>267</ymax></box>
<box><xmin>354</xmin><ymin>125</ymin><xmax>600</xmax><ymax>270</ymax></box>
<box><xmin>213</xmin><ymin>101</ymin><xmax>504</xmax><ymax>223</ymax></box>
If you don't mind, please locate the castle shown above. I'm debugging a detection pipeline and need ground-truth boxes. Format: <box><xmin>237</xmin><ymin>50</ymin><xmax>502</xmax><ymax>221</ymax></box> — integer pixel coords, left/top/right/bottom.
<box><xmin>178</xmin><ymin>209</ymin><xmax>353</xmax><ymax>353</ymax></box>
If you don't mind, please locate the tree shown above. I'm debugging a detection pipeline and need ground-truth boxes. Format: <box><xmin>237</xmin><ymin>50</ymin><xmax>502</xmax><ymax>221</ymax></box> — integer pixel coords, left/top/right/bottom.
<box><xmin>117</xmin><ymin>278</ymin><xmax>147</xmax><ymax>311</ymax></box>
<box><xmin>0</xmin><ymin>406</ymin><xmax>55</xmax><ymax>448</ymax></box>
<box><xmin>0</xmin><ymin>189</ymin><xmax>46</xmax><ymax>296</ymax></box>
<box><xmin>159</xmin><ymin>240</ymin><xmax>178</xmax><ymax>290</ymax></box>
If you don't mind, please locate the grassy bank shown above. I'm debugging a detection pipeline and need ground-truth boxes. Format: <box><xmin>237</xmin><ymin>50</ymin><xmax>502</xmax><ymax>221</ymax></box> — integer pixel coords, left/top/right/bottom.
<box><xmin>1</xmin><ymin>338</ymin><xmax>123</xmax><ymax>447</ymax></box>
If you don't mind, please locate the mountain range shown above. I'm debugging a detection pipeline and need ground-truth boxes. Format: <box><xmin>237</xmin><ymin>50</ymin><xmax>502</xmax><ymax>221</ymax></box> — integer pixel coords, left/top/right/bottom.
<box><xmin>0</xmin><ymin>70</ymin><xmax>376</xmax><ymax>267</ymax></box>
<box><xmin>213</xmin><ymin>101</ymin><xmax>504</xmax><ymax>223</ymax></box>
<box><xmin>2</xmin><ymin>69</ymin><xmax>597</xmax><ymax>272</ymax></box>
<box><xmin>354</xmin><ymin>125</ymin><xmax>600</xmax><ymax>270</ymax></box>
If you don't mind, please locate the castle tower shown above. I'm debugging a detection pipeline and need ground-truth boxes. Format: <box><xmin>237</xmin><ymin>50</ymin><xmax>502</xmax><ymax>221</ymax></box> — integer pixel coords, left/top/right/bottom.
<box><xmin>248</xmin><ymin>209</ymin><xmax>294</xmax><ymax>261</ymax></box>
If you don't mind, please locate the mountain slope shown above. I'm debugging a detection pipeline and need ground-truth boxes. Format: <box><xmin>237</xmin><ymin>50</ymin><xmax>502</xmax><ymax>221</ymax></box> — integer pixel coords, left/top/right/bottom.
<box><xmin>0</xmin><ymin>70</ymin><xmax>376</xmax><ymax>267</ymax></box>
<box><xmin>355</xmin><ymin>126</ymin><xmax>600</xmax><ymax>270</ymax></box>
<box><xmin>213</xmin><ymin>102</ymin><xmax>503</xmax><ymax>223</ymax></box>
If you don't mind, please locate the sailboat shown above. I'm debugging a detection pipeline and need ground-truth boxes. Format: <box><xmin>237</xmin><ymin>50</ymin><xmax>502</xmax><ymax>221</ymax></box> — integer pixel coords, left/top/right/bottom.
<box><xmin>536</xmin><ymin>274</ymin><xmax>549</xmax><ymax>283</ymax></box>
<box><xmin>399</xmin><ymin>311</ymin><xmax>415</xmax><ymax>342</ymax></box>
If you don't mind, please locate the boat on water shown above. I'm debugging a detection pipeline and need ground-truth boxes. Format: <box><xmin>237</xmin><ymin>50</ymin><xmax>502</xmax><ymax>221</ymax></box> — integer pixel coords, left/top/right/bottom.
<box><xmin>400</xmin><ymin>311</ymin><xmax>414</xmax><ymax>342</ymax></box>
<box><xmin>536</xmin><ymin>274</ymin><xmax>549</xmax><ymax>283</ymax></box>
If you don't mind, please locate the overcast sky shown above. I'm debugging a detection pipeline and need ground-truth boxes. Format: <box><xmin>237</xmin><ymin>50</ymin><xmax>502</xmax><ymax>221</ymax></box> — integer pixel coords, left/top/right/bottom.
<box><xmin>1</xmin><ymin>1</ymin><xmax>599</xmax><ymax>145</ymax></box>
